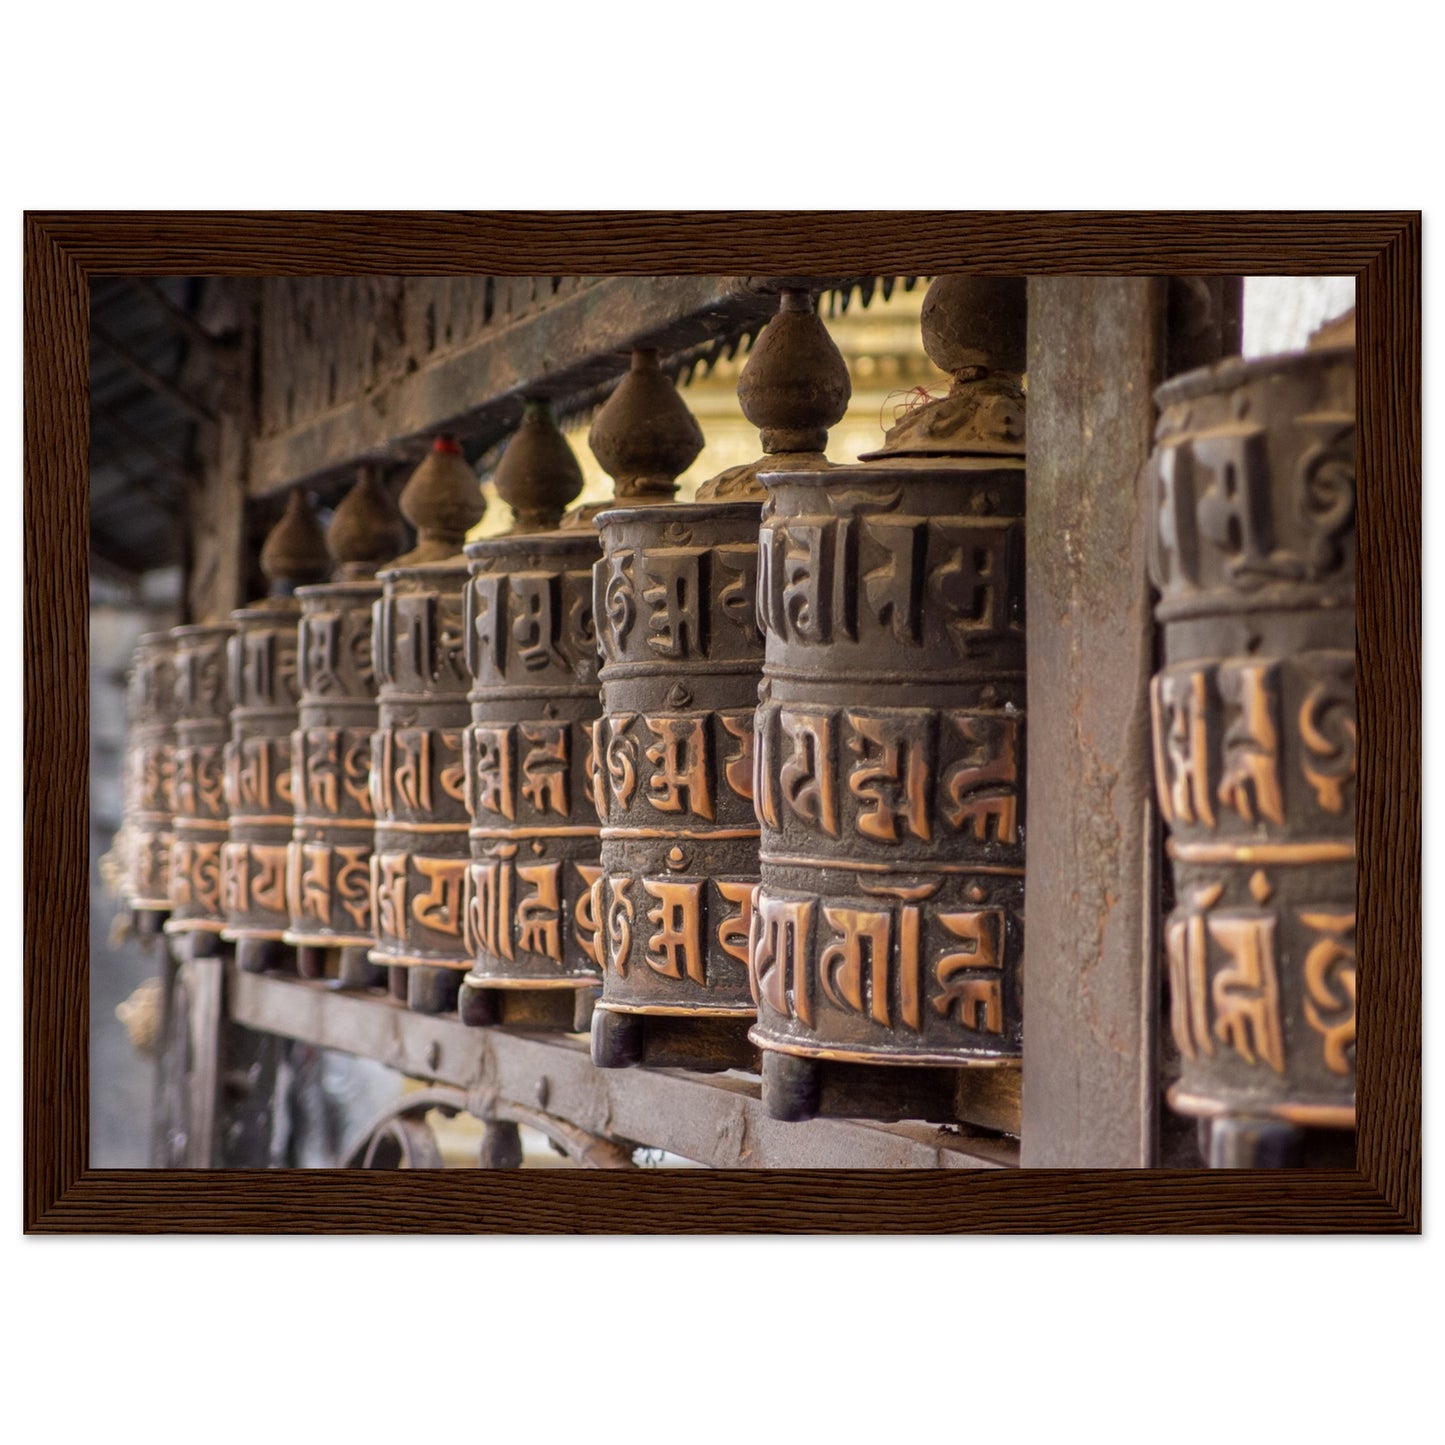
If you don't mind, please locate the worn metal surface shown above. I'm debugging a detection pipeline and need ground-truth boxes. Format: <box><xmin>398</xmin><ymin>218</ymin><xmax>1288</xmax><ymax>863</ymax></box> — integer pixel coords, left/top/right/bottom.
<box><xmin>246</xmin><ymin>276</ymin><xmax>870</xmax><ymax>497</ymax></box>
<box><xmin>163</xmin><ymin>622</ymin><xmax>235</xmax><ymax>940</ymax></box>
<box><xmin>367</xmin><ymin>561</ymin><xmax>473</xmax><ymax>981</ymax></box>
<box><xmin>585</xmin><ymin>342</ymin><xmax>764</xmax><ymax>1068</ymax></box>
<box><xmin>221</xmin><ymin>600</ymin><xmax>302</xmax><ymax>956</ymax></box>
<box><xmin>460</xmin><ymin>531</ymin><xmax>605</xmax><ymax>996</ymax></box>
<box><xmin>751</xmin><ymin>461</ymin><xmax>1027</xmax><ymax>1069</ymax></box>
<box><xmin>285</xmin><ymin>581</ymin><xmax>382</xmax><ymax>953</ymax></box>
<box><xmin>227</xmin><ymin>968</ymin><xmax>1014</xmax><ymax>1169</ymax></box>
<box><xmin>1147</xmin><ymin>345</ymin><xmax>1356</xmax><ymax>1135</ymax></box>
<box><xmin>282</xmin><ymin>470</ymin><xmax>405</xmax><ymax>980</ymax></box>
<box><xmin>592</xmin><ymin>502</ymin><xmax>764</xmax><ymax>1023</ymax></box>
<box><xmin>1021</xmin><ymin>277</ymin><xmax>1165</xmax><ymax>1167</ymax></box>
<box><xmin>121</xmin><ymin>631</ymin><xmax>178</xmax><ymax>911</ymax></box>
<box><xmin>742</xmin><ymin>283</ymin><xmax>1029</xmax><ymax>1129</ymax></box>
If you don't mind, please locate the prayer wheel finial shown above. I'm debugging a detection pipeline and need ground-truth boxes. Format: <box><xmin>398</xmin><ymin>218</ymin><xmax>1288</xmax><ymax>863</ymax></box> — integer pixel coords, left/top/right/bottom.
<box><xmin>395</xmin><ymin>436</ymin><xmax>486</xmax><ymax>563</ymax></box>
<box><xmin>921</xmin><ymin>276</ymin><xmax>1027</xmax><ymax>378</ymax></box>
<box><xmin>869</xmin><ymin>276</ymin><xmax>1027</xmax><ymax>459</ymax></box>
<box><xmin>259</xmin><ymin>486</ymin><xmax>331</xmax><ymax>594</ymax></box>
<box><xmin>495</xmin><ymin>398</ymin><xmax>585</xmax><ymax>534</ymax></box>
<box><xmin>698</xmin><ymin>286</ymin><xmax>852</xmax><ymax>501</ymax></box>
<box><xmin>328</xmin><ymin>466</ymin><xmax>407</xmax><ymax>580</ymax></box>
<box><xmin>587</xmin><ymin>348</ymin><xmax>704</xmax><ymax>503</ymax></box>
<box><xmin>737</xmin><ymin>287</ymin><xmax>852</xmax><ymax>455</ymax></box>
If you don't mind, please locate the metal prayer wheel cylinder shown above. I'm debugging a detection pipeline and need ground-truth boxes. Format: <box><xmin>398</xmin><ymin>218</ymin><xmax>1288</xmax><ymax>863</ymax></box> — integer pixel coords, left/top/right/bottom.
<box><xmin>164</xmin><ymin>622</ymin><xmax>235</xmax><ymax>946</ymax></box>
<box><xmin>1147</xmin><ymin>344</ymin><xmax>1356</xmax><ymax>1142</ymax></box>
<box><xmin>749</xmin><ymin>461</ymin><xmax>1026</xmax><ymax>1071</ymax></box>
<box><xmin>368</xmin><ymin>560</ymin><xmax>473</xmax><ymax>1010</ymax></box>
<box><xmin>591</xmin><ymin>501</ymin><xmax>764</xmax><ymax>1041</ymax></box>
<box><xmin>122</xmin><ymin>631</ymin><xmax>179</xmax><ymax>915</ymax></box>
<box><xmin>458</xmin><ymin>532</ymin><xmax>604</xmax><ymax>1022</ymax></box>
<box><xmin>284</xmin><ymin>581</ymin><xmax>382</xmax><ymax>968</ymax></box>
<box><xmin>221</xmin><ymin>601</ymin><xmax>302</xmax><ymax>967</ymax></box>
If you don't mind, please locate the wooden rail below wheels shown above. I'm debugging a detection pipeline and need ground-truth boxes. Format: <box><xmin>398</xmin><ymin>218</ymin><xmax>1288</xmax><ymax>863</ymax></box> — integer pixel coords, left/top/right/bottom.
<box><xmin>226</xmin><ymin>968</ymin><xmax>1017</xmax><ymax>1170</ymax></box>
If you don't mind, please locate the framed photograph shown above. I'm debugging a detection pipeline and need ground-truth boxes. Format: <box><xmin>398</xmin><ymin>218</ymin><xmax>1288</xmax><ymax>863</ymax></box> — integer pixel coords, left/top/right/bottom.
<box><xmin>24</xmin><ymin>211</ymin><xmax>1419</xmax><ymax>1230</ymax></box>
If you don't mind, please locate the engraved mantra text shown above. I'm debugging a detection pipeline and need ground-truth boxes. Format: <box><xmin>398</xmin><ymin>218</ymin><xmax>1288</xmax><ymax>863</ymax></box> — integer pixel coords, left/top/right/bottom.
<box><xmin>755</xmin><ymin>706</ymin><xmax>1021</xmax><ymax>848</ymax></box>
<box><xmin>749</xmin><ymin>888</ymin><xmax>1008</xmax><ymax>1036</ymax></box>
<box><xmin>1168</xmin><ymin>885</ymin><xmax>1356</xmax><ymax>1077</ymax></box>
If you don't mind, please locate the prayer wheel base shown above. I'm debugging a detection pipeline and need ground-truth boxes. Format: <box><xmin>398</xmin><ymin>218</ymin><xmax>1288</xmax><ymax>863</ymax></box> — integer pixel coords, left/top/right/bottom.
<box><xmin>1200</xmin><ymin>1115</ymin><xmax>1356</xmax><ymax>1170</ymax></box>
<box><xmin>337</xmin><ymin>946</ymin><xmax>386</xmax><ymax>991</ymax></box>
<box><xmin>130</xmin><ymin>908</ymin><xmax>166</xmax><ymax>939</ymax></box>
<box><xmin>458</xmin><ymin>983</ymin><xmax>596</xmax><ymax>1034</ymax></box>
<box><xmin>295</xmin><ymin>944</ymin><xmax>385</xmax><ymax>989</ymax></box>
<box><xmin>234</xmin><ymin>937</ymin><xmax>294</xmax><ymax>977</ymax></box>
<box><xmin>591</xmin><ymin>1007</ymin><xmax>759</xmax><ymax>1074</ymax></box>
<box><xmin>406</xmin><ymin>965</ymin><xmax>463</xmax><ymax>1016</ymax></box>
<box><xmin>164</xmin><ymin>929</ymin><xmax>233</xmax><ymax>969</ymax></box>
<box><xmin>761</xmin><ymin>1050</ymin><xmax>1021</xmax><ymax>1134</ymax></box>
<box><xmin>296</xmin><ymin>946</ymin><xmax>328</xmax><ymax>980</ymax></box>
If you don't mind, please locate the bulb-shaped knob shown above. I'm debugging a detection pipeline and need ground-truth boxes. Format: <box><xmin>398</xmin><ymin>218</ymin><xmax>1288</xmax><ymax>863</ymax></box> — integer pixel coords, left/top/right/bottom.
<box><xmin>495</xmin><ymin>399</ymin><xmax>584</xmax><ymax>533</ymax></box>
<box><xmin>587</xmin><ymin>349</ymin><xmax>705</xmax><ymax>503</ymax></box>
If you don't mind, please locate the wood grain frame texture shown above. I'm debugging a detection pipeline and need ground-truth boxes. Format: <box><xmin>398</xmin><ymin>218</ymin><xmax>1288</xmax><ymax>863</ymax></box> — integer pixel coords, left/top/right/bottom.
<box><xmin>24</xmin><ymin>211</ymin><xmax>1420</xmax><ymax>1233</ymax></box>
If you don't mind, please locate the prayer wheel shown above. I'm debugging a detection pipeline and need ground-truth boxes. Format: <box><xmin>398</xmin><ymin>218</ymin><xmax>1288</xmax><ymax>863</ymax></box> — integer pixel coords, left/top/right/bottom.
<box><xmin>368</xmin><ymin>437</ymin><xmax>486</xmax><ymax>1013</ymax></box>
<box><xmin>284</xmin><ymin>468</ymin><xmax>406</xmax><ymax>985</ymax></box>
<box><xmin>751</xmin><ymin>278</ymin><xmax>1028</xmax><ymax>1125</ymax></box>
<box><xmin>456</xmin><ymin>358</ymin><xmax>705</xmax><ymax>1028</ymax></box>
<box><xmin>457</xmin><ymin>400</ymin><xmax>606</xmax><ymax>1032</ymax></box>
<box><xmin>163</xmin><ymin>621</ymin><xmax>235</xmax><ymax>956</ymax></box>
<box><xmin>1146</xmin><ymin>337</ymin><xmax>1357</xmax><ymax>1166</ymax></box>
<box><xmin>589</xmin><ymin>291</ymin><xmax>846</xmax><ymax>1071</ymax></box>
<box><xmin>121</xmin><ymin>630</ymin><xmax>179</xmax><ymax>929</ymax></box>
<box><xmin>222</xmin><ymin>487</ymin><xmax>330</xmax><ymax>973</ymax></box>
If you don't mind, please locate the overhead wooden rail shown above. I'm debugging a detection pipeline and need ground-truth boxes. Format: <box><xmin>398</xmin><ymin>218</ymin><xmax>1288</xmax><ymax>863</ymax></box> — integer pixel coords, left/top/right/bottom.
<box><xmin>245</xmin><ymin>275</ymin><xmax>896</xmax><ymax>497</ymax></box>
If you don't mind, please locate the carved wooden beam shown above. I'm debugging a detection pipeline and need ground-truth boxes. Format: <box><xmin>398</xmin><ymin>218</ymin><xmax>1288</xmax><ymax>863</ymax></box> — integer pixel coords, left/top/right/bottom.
<box><xmin>245</xmin><ymin>275</ymin><xmax>871</xmax><ymax>498</ymax></box>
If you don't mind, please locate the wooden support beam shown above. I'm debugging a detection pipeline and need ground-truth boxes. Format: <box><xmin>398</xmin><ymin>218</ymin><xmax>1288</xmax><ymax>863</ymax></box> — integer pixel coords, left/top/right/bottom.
<box><xmin>183</xmin><ymin>279</ymin><xmax>256</xmax><ymax>623</ymax></box>
<box><xmin>90</xmin><ymin>317</ymin><xmax>217</xmax><ymax>424</ymax></box>
<box><xmin>182</xmin><ymin>956</ymin><xmax>225</xmax><ymax>1167</ymax></box>
<box><xmin>1022</xmin><ymin>277</ymin><xmax>1166</xmax><ymax>1168</ymax></box>
<box><xmin>123</xmin><ymin>277</ymin><xmax>228</xmax><ymax>355</ymax></box>
<box><xmin>246</xmin><ymin>274</ymin><xmax>866</xmax><ymax>497</ymax></box>
<box><xmin>228</xmin><ymin>970</ymin><xmax>1014</xmax><ymax>1170</ymax></box>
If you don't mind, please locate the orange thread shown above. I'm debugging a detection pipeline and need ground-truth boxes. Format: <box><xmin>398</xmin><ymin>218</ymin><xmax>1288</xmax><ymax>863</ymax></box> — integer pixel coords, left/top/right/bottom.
<box><xmin>878</xmin><ymin>386</ymin><xmax>938</xmax><ymax>432</ymax></box>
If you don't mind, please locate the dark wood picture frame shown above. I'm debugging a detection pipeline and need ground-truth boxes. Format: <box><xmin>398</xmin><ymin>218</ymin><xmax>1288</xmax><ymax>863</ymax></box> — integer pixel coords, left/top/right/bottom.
<box><xmin>24</xmin><ymin>211</ymin><xmax>1420</xmax><ymax>1232</ymax></box>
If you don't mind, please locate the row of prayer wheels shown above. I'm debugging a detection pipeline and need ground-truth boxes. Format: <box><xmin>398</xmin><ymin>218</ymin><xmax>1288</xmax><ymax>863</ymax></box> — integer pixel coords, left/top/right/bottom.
<box><xmin>115</xmin><ymin>278</ymin><xmax>1357</xmax><ymax>1151</ymax></box>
